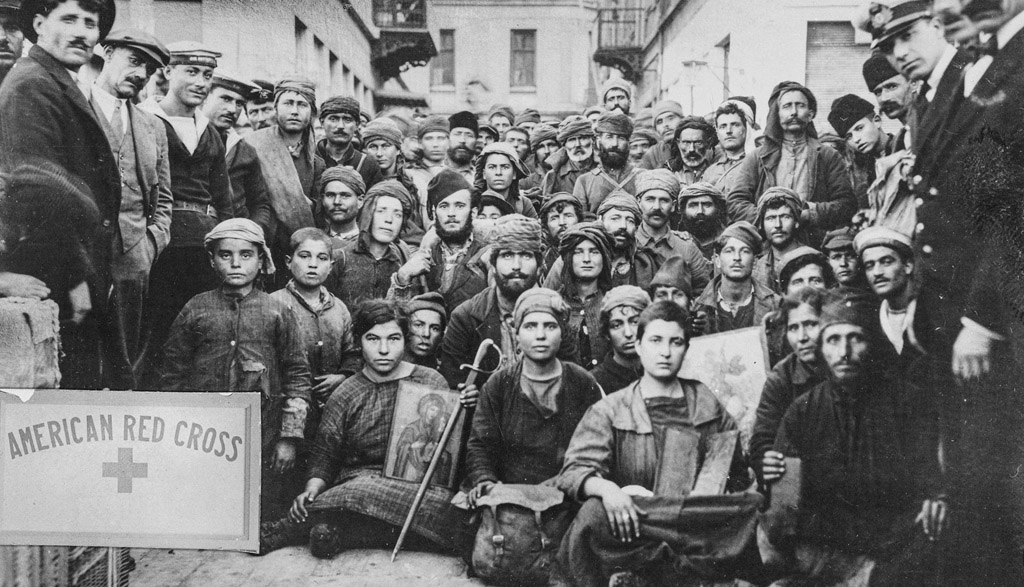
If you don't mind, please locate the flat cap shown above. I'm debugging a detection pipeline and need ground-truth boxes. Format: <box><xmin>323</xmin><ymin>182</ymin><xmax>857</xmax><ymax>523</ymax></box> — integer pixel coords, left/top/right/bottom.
<box><xmin>821</xmin><ymin>227</ymin><xmax>856</xmax><ymax>251</ymax></box>
<box><xmin>101</xmin><ymin>29</ymin><xmax>170</xmax><ymax>68</ymax></box>
<box><xmin>717</xmin><ymin>220</ymin><xmax>763</xmax><ymax>256</ymax></box>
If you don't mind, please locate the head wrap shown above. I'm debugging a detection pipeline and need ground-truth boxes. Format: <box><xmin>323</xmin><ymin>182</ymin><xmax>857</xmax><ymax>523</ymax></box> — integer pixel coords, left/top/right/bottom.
<box><xmin>601</xmin><ymin>78</ymin><xmax>632</xmax><ymax>102</ymax></box>
<box><xmin>595</xmin><ymin>111</ymin><xmax>634</xmax><ymax>138</ymax></box>
<box><xmin>629</xmin><ymin>127</ymin><xmax>661</xmax><ymax>147</ymax></box>
<box><xmin>818</xmin><ymin>288</ymin><xmax>879</xmax><ymax>333</ymax></box>
<box><xmin>863</xmin><ymin>51</ymin><xmax>901</xmax><ymax>92</ymax></box>
<box><xmin>362</xmin><ymin>117</ymin><xmax>403</xmax><ymax>147</ymax></box>
<box><xmin>539</xmin><ymin>192</ymin><xmax>582</xmax><ymax>221</ymax></box>
<box><xmin>653</xmin><ymin>100</ymin><xmax>684</xmax><ymax>126</ymax></box>
<box><xmin>514</xmin><ymin>108</ymin><xmax>541</xmax><ymax>126</ymax></box>
<box><xmin>766</xmin><ymin>81</ymin><xmax>818</xmax><ymax>144</ymax></box>
<box><xmin>821</xmin><ymin>227</ymin><xmax>856</xmax><ymax>251</ymax></box>
<box><xmin>558</xmin><ymin>221</ymin><xmax>613</xmax><ymax>264</ymax></box>
<box><xmin>727</xmin><ymin>96</ymin><xmax>758</xmax><ymax>124</ymax></box>
<box><xmin>557</xmin><ymin>116</ymin><xmax>594</xmax><ymax>144</ymax></box>
<box><xmin>600</xmin><ymin>285</ymin><xmax>651</xmax><ymax>316</ymax></box>
<box><xmin>717</xmin><ymin>220</ymin><xmax>763</xmax><ymax>256</ymax></box>
<box><xmin>488</xmin><ymin>104</ymin><xmax>516</xmax><ymax>124</ymax></box>
<box><xmin>275</xmin><ymin>75</ymin><xmax>317</xmax><ymax>116</ymax></box>
<box><xmin>583</xmin><ymin>105</ymin><xmax>607</xmax><ymax>119</ymax></box>
<box><xmin>778</xmin><ymin>246</ymin><xmax>829</xmax><ymax>288</ymax></box>
<box><xmin>319</xmin><ymin>96</ymin><xmax>360</xmax><ymax>121</ymax></box>
<box><xmin>678</xmin><ymin>181</ymin><xmax>726</xmax><ymax>207</ymax></box>
<box><xmin>317</xmin><ymin>165</ymin><xmax>366</xmax><ymax>196</ymax></box>
<box><xmin>513</xmin><ymin>288</ymin><xmax>569</xmax><ymax>329</ymax></box>
<box><xmin>529</xmin><ymin>124</ymin><xmax>558</xmax><ymax>151</ymax></box>
<box><xmin>635</xmin><ymin>168</ymin><xmax>680</xmax><ymax>199</ymax></box>
<box><xmin>828</xmin><ymin>94</ymin><xmax>876</xmax><ymax>137</ymax></box>
<box><xmin>478</xmin><ymin>142</ymin><xmax>530</xmax><ymax>179</ymax></box>
<box><xmin>407</xmin><ymin>291</ymin><xmax>447</xmax><ymax>325</ymax></box>
<box><xmin>597</xmin><ymin>190</ymin><xmax>642</xmax><ymax>222</ymax></box>
<box><xmin>492</xmin><ymin>214</ymin><xmax>544</xmax><ymax>254</ymax></box>
<box><xmin>426</xmin><ymin>169</ymin><xmax>472</xmax><ymax>216</ymax></box>
<box><xmin>417</xmin><ymin>115</ymin><xmax>450</xmax><ymax>140</ymax></box>
<box><xmin>448</xmin><ymin>111</ymin><xmax>479</xmax><ymax>134</ymax></box>
<box><xmin>204</xmin><ymin>218</ymin><xmax>275</xmax><ymax>275</ymax></box>
<box><xmin>649</xmin><ymin>256</ymin><xmax>692</xmax><ymax>298</ymax></box>
<box><xmin>358</xmin><ymin>180</ymin><xmax>413</xmax><ymax>239</ymax></box>
<box><xmin>716</xmin><ymin>98</ymin><xmax>758</xmax><ymax>153</ymax></box>
<box><xmin>480</xmin><ymin>192</ymin><xmax>515</xmax><ymax>216</ymax></box>
<box><xmin>853</xmin><ymin>225</ymin><xmax>913</xmax><ymax>258</ymax></box>
<box><xmin>755</xmin><ymin>187</ymin><xmax>804</xmax><ymax>229</ymax></box>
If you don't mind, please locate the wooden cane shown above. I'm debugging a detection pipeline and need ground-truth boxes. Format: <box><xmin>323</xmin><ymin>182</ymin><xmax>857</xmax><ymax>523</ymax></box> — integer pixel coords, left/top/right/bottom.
<box><xmin>391</xmin><ymin>338</ymin><xmax>498</xmax><ymax>562</ymax></box>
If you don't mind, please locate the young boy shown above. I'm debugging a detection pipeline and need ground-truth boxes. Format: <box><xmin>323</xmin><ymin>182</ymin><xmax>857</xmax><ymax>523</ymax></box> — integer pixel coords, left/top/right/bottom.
<box><xmin>161</xmin><ymin>218</ymin><xmax>312</xmax><ymax>521</ymax></box>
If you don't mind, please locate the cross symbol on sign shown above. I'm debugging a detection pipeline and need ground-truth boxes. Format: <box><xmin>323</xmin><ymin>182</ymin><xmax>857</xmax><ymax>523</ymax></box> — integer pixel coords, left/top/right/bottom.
<box><xmin>102</xmin><ymin>448</ymin><xmax>148</xmax><ymax>493</ymax></box>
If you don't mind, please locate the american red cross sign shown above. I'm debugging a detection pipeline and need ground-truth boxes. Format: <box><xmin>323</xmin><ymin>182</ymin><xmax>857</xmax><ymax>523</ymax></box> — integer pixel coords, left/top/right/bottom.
<box><xmin>0</xmin><ymin>390</ymin><xmax>261</xmax><ymax>552</ymax></box>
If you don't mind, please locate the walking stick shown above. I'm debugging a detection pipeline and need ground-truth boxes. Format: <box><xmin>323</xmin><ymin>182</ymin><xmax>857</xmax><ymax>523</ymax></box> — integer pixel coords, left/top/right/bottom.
<box><xmin>391</xmin><ymin>338</ymin><xmax>499</xmax><ymax>562</ymax></box>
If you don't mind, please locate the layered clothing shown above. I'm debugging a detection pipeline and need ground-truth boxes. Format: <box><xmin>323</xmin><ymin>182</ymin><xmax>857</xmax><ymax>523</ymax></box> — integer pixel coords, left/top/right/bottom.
<box><xmin>635</xmin><ymin>225</ymin><xmax>711</xmax><ymax>294</ymax></box>
<box><xmin>387</xmin><ymin>235</ymin><xmax>490</xmax><ymax>312</ymax></box>
<box><xmin>314</xmin><ymin>139</ymin><xmax>383</xmax><ymax>189</ymax></box>
<box><xmin>541</xmin><ymin>149</ymin><xmax>594</xmax><ymax>196</ymax></box>
<box><xmin>243</xmin><ymin>126</ymin><xmax>317</xmax><ymax>251</ymax></box>
<box><xmin>693</xmin><ymin>276</ymin><xmax>779</xmax><ymax>335</ymax></box>
<box><xmin>572</xmin><ymin>163</ymin><xmax>641</xmax><ymax>214</ymax></box>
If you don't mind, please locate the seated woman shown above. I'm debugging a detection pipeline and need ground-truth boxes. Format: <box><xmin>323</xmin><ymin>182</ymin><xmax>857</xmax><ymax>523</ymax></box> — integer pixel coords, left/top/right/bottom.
<box><xmin>555</xmin><ymin>301</ymin><xmax>762</xmax><ymax>587</ymax></box>
<box><xmin>260</xmin><ymin>299</ymin><xmax>463</xmax><ymax>557</ymax></box>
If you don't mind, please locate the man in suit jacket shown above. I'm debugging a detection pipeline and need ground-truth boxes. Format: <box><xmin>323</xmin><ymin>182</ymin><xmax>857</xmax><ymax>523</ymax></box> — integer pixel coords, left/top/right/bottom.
<box><xmin>89</xmin><ymin>29</ymin><xmax>173</xmax><ymax>390</ymax></box>
<box><xmin>0</xmin><ymin>0</ymin><xmax>117</xmax><ymax>388</ymax></box>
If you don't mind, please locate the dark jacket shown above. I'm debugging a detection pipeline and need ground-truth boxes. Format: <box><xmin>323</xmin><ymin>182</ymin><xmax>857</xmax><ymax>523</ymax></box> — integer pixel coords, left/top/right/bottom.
<box><xmin>693</xmin><ymin>276</ymin><xmax>779</xmax><ymax>335</ymax></box>
<box><xmin>314</xmin><ymin>139</ymin><xmax>383</xmax><ymax>190</ymax></box>
<box><xmin>224</xmin><ymin>133</ymin><xmax>274</xmax><ymax>237</ymax></box>
<box><xmin>589</xmin><ymin>354</ymin><xmax>643</xmax><ymax>396</ymax></box>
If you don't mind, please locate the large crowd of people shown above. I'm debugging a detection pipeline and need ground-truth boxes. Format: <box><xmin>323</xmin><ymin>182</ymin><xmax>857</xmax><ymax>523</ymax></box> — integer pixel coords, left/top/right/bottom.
<box><xmin>1</xmin><ymin>0</ymin><xmax>1023</xmax><ymax>585</ymax></box>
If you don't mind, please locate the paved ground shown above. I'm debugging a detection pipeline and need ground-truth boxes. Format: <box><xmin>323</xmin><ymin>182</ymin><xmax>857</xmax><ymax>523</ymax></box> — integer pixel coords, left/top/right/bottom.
<box><xmin>129</xmin><ymin>546</ymin><xmax>483</xmax><ymax>587</ymax></box>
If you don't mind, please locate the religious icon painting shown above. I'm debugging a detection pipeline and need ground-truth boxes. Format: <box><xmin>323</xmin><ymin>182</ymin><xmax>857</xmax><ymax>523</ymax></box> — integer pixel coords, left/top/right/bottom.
<box><xmin>383</xmin><ymin>380</ymin><xmax>465</xmax><ymax>491</ymax></box>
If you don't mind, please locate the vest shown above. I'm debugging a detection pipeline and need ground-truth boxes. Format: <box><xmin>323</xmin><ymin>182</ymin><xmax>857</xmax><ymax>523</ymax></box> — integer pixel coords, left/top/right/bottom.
<box><xmin>92</xmin><ymin>98</ymin><xmax>147</xmax><ymax>253</ymax></box>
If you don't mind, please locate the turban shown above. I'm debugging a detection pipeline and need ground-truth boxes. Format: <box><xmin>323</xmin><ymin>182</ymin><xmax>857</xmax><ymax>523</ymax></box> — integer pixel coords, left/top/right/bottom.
<box><xmin>426</xmin><ymin>169</ymin><xmax>472</xmax><ymax>216</ymax></box>
<box><xmin>828</xmin><ymin>94</ymin><xmax>875</xmax><ymax>137</ymax></box>
<box><xmin>557</xmin><ymin>116</ymin><xmax>594</xmax><ymax>144</ymax></box>
<box><xmin>863</xmin><ymin>52</ymin><xmax>901</xmax><ymax>92</ymax></box>
<box><xmin>629</xmin><ymin>127</ymin><xmax>661</xmax><ymax>146</ymax></box>
<box><xmin>778</xmin><ymin>246</ymin><xmax>829</xmax><ymax>288</ymax></box>
<box><xmin>853</xmin><ymin>225</ymin><xmax>913</xmax><ymax>259</ymax></box>
<box><xmin>583</xmin><ymin>105</ymin><xmax>607</xmax><ymax>119</ymax></box>
<box><xmin>204</xmin><ymin>218</ymin><xmax>275</xmax><ymax>275</ymax></box>
<box><xmin>766</xmin><ymin>81</ymin><xmax>818</xmax><ymax>143</ymax></box>
<box><xmin>529</xmin><ymin>124</ymin><xmax>558</xmax><ymax>151</ymax></box>
<box><xmin>275</xmin><ymin>75</ymin><xmax>317</xmax><ymax>115</ymax></box>
<box><xmin>819</xmin><ymin>288</ymin><xmax>879</xmax><ymax>334</ymax></box>
<box><xmin>649</xmin><ymin>256</ymin><xmax>691</xmax><ymax>298</ymax></box>
<box><xmin>600</xmin><ymin>285</ymin><xmax>651</xmax><ymax>316</ymax></box>
<box><xmin>417</xmin><ymin>115</ymin><xmax>450</xmax><ymax>140</ymax></box>
<box><xmin>755</xmin><ymin>187</ymin><xmax>804</xmax><ymax>229</ymax></box>
<box><xmin>727</xmin><ymin>96</ymin><xmax>758</xmax><ymax>124</ymax></box>
<box><xmin>633</xmin><ymin>107</ymin><xmax>654</xmax><ymax>129</ymax></box>
<box><xmin>407</xmin><ymin>292</ymin><xmax>447</xmax><ymax>325</ymax></box>
<box><xmin>514</xmin><ymin>108</ymin><xmax>541</xmax><ymax>126</ymax></box>
<box><xmin>635</xmin><ymin>168</ymin><xmax>680</xmax><ymax>199</ymax></box>
<box><xmin>488</xmin><ymin>104</ymin><xmax>516</xmax><ymax>124</ymax></box>
<box><xmin>319</xmin><ymin>96</ymin><xmax>360</xmax><ymax>121</ymax></box>
<box><xmin>717</xmin><ymin>220</ymin><xmax>763</xmax><ymax>256</ymax></box>
<box><xmin>492</xmin><ymin>214</ymin><xmax>544</xmax><ymax>254</ymax></box>
<box><xmin>821</xmin><ymin>227</ymin><xmax>856</xmax><ymax>251</ymax></box>
<box><xmin>558</xmin><ymin>221</ymin><xmax>613</xmax><ymax>263</ymax></box>
<box><xmin>448</xmin><ymin>111</ymin><xmax>479</xmax><ymax>134</ymax></box>
<box><xmin>317</xmin><ymin>165</ymin><xmax>366</xmax><ymax>196</ymax></box>
<box><xmin>653</xmin><ymin>100</ymin><xmax>684</xmax><ymax>125</ymax></box>
<box><xmin>601</xmin><ymin>78</ymin><xmax>632</xmax><ymax>102</ymax></box>
<box><xmin>595</xmin><ymin>111</ymin><xmax>634</xmax><ymax>138</ymax></box>
<box><xmin>479</xmin><ymin>142</ymin><xmax>530</xmax><ymax>179</ymax></box>
<box><xmin>362</xmin><ymin>118</ymin><xmax>403</xmax><ymax>147</ymax></box>
<box><xmin>539</xmin><ymin>192</ymin><xmax>582</xmax><ymax>220</ymax></box>
<box><xmin>679</xmin><ymin>182</ymin><xmax>726</xmax><ymax>207</ymax></box>
<box><xmin>597</xmin><ymin>190</ymin><xmax>642</xmax><ymax>222</ymax></box>
<box><xmin>513</xmin><ymin>288</ymin><xmax>569</xmax><ymax>329</ymax></box>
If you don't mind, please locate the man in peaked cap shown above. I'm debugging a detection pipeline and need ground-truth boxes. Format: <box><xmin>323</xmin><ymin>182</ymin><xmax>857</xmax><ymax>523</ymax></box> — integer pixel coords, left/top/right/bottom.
<box><xmin>315</xmin><ymin>95</ymin><xmax>382</xmax><ymax>190</ymax></box>
<box><xmin>89</xmin><ymin>29</ymin><xmax>174</xmax><ymax>389</ymax></box>
<box><xmin>862</xmin><ymin>52</ymin><xmax>914</xmax><ymax>150</ymax></box>
<box><xmin>0</xmin><ymin>0</ymin><xmax>120</xmax><ymax>387</ymax></box>
<box><xmin>246</xmin><ymin>79</ymin><xmax>277</xmax><ymax>131</ymax></box>
<box><xmin>0</xmin><ymin>0</ymin><xmax>22</xmax><ymax>84</ymax></box>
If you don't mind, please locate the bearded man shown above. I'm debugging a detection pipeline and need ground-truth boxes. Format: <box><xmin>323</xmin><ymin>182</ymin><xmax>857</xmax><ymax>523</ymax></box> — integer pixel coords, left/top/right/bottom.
<box><xmin>573</xmin><ymin>111</ymin><xmax>640</xmax><ymax>214</ymax></box>
<box><xmin>676</xmin><ymin>182</ymin><xmax>728</xmax><ymax>260</ymax></box>
<box><xmin>543</xmin><ymin>115</ymin><xmax>596</xmax><ymax>196</ymax></box>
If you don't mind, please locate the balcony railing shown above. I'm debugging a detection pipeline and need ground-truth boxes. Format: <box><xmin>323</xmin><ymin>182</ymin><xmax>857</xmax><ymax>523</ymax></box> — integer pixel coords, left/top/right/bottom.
<box><xmin>373</xmin><ymin>0</ymin><xmax>427</xmax><ymax>29</ymax></box>
<box><xmin>596</xmin><ymin>7</ymin><xmax>646</xmax><ymax>51</ymax></box>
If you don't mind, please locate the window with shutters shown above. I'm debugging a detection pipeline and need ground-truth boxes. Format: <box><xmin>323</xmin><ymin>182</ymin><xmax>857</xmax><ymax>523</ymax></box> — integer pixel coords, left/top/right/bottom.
<box><xmin>510</xmin><ymin>30</ymin><xmax>536</xmax><ymax>89</ymax></box>
<box><xmin>432</xmin><ymin>30</ymin><xmax>455</xmax><ymax>87</ymax></box>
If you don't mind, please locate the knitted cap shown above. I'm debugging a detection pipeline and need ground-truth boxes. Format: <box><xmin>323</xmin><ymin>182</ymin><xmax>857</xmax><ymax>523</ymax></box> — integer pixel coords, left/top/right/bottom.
<box><xmin>595</xmin><ymin>111</ymin><xmax>634</xmax><ymax>138</ymax></box>
<box><xmin>320</xmin><ymin>95</ymin><xmax>361</xmax><ymax>121</ymax></box>
<box><xmin>513</xmin><ymin>288</ymin><xmax>568</xmax><ymax>329</ymax></box>
<box><xmin>417</xmin><ymin>115</ymin><xmax>450</xmax><ymax>140</ymax></box>
<box><xmin>362</xmin><ymin>118</ymin><xmax>403</xmax><ymax>147</ymax></box>
<box><xmin>596</xmin><ymin>190</ymin><xmax>641</xmax><ymax>221</ymax></box>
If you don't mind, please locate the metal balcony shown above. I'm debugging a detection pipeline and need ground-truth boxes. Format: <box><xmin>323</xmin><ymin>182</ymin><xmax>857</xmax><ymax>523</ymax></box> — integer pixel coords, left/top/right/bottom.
<box><xmin>371</xmin><ymin>0</ymin><xmax>437</xmax><ymax>80</ymax></box>
<box><xmin>593</xmin><ymin>7</ymin><xmax>646</xmax><ymax>83</ymax></box>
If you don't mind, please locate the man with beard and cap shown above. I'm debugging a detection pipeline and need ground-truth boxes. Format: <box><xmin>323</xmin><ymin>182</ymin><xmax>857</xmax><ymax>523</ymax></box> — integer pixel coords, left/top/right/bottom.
<box><xmin>862</xmin><ymin>52</ymin><xmax>915</xmax><ymax>150</ymax></box>
<box><xmin>639</xmin><ymin>100</ymin><xmax>684</xmax><ymax>170</ymax></box>
<box><xmin>89</xmin><ymin>30</ymin><xmax>174</xmax><ymax>389</ymax></box>
<box><xmin>556</xmin><ymin>221</ymin><xmax>616</xmax><ymax>369</ymax></box>
<box><xmin>628</xmin><ymin>127</ymin><xmax>660</xmax><ymax>166</ymax></box>
<box><xmin>704</xmin><ymin>99</ymin><xmax>757</xmax><ymax>196</ymax></box>
<box><xmin>473</xmin><ymin>141</ymin><xmax>538</xmax><ymax>219</ymax></box>
<box><xmin>246</xmin><ymin>79</ymin><xmax>276</xmax><ymax>132</ymax></box>
<box><xmin>538</xmin><ymin>192</ymin><xmax>582</xmax><ymax>279</ymax></box>
<box><xmin>752</xmin><ymin>187</ymin><xmax>805</xmax><ymax>294</ymax></box>
<box><xmin>138</xmin><ymin>41</ymin><xmax>236</xmax><ymax>388</ymax></box>
<box><xmin>600</xmin><ymin>78</ymin><xmax>632</xmax><ymax>115</ymax></box>
<box><xmin>315</xmin><ymin>95</ymin><xmax>383</xmax><ymax>190</ymax></box>
<box><xmin>665</xmin><ymin>116</ymin><xmax>717</xmax><ymax>186</ymax></box>
<box><xmin>727</xmin><ymin>81</ymin><xmax>855</xmax><ymax>247</ymax></box>
<box><xmin>439</xmin><ymin>214</ymin><xmax>578</xmax><ymax>388</ymax></box>
<box><xmin>487</xmin><ymin>104</ymin><xmax>515</xmax><ymax>136</ymax></box>
<box><xmin>574</xmin><ymin>111</ymin><xmax>640</xmax><ymax>214</ymax></box>
<box><xmin>445</xmin><ymin>110</ymin><xmax>478</xmax><ymax>183</ymax></box>
<box><xmin>0</xmin><ymin>0</ymin><xmax>22</xmax><ymax>85</ymax></box>
<box><xmin>513</xmin><ymin>108</ymin><xmax>541</xmax><ymax>133</ymax></box>
<box><xmin>677</xmin><ymin>182</ymin><xmax>728</xmax><ymax>260</ymax></box>
<box><xmin>314</xmin><ymin>166</ymin><xmax>365</xmax><ymax>251</ymax></box>
<box><xmin>828</xmin><ymin>94</ymin><xmax>896</xmax><ymax>209</ymax></box>
<box><xmin>390</xmin><ymin>169</ymin><xmax>489</xmax><ymax>311</ymax></box>
<box><xmin>635</xmin><ymin>169</ymin><xmax>711</xmax><ymax>292</ymax></box>
<box><xmin>768</xmin><ymin>289</ymin><xmax>947</xmax><ymax>586</ymax></box>
<box><xmin>542</xmin><ymin>115</ymin><xmax>596</xmax><ymax>196</ymax></box>
<box><xmin>203</xmin><ymin>71</ymin><xmax>273</xmax><ymax>237</ymax></box>
<box><xmin>693</xmin><ymin>221</ymin><xmax>779</xmax><ymax>335</ymax></box>
<box><xmin>0</xmin><ymin>0</ymin><xmax>116</xmax><ymax>388</ymax></box>
<box><xmin>588</xmin><ymin>285</ymin><xmax>650</xmax><ymax>394</ymax></box>
<box><xmin>404</xmin><ymin>291</ymin><xmax>447</xmax><ymax>370</ymax></box>
<box><xmin>520</xmin><ymin>123</ymin><xmax>558</xmax><ymax>195</ymax></box>
<box><xmin>244</xmin><ymin>75</ymin><xmax>320</xmax><ymax>281</ymax></box>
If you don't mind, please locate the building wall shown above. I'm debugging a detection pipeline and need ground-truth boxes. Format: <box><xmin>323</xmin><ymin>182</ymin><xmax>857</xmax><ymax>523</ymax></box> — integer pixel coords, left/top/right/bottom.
<box><xmin>401</xmin><ymin>0</ymin><xmax>599</xmax><ymax>116</ymax></box>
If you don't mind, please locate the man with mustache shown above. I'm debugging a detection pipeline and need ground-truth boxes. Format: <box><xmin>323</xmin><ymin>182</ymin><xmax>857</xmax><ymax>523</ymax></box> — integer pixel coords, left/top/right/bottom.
<box><xmin>315</xmin><ymin>166</ymin><xmax>365</xmax><ymax>250</ymax></box>
<box><xmin>541</xmin><ymin>115</ymin><xmax>595</xmax><ymax>196</ymax></box>
<box><xmin>677</xmin><ymin>182</ymin><xmax>728</xmax><ymax>260</ymax></box>
<box><xmin>245</xmin><ymin>79</ymin><xmax>276</xmax><ymax>132</ymax></box>
<box><xmin>828</xmin><ymin>94</ymin><xmax>896</xmax><ymax>209</ymax></box>
<box><xmin>90</xmin><ymin>30</ymin><xmax>173</xmax><ymax>389</ymax></box>
<box><xmin>315</xmin><ymin>95</ymin><xmax>382</xmax><ymax>190</ymax></box>
<box><xmin>600</xmin><ymin>78</ymin><xmax>632</xmax><ymax>116</ymax></box>
<box><xmin>439</xmin><ymin>215</ymin><xmax>578</xmax><ymax>388</ymax></box>
<box><xmin>202</xmin><ymin>72</ymin><xmax>273</xmax><ymax>237</ymax></box>
<box><xmin>692</xmin><ymin>221</ymin><xmax>778</xmax><ymax>335</ymax></box>
<box><xmin>862</xmin><ymin>52</ymin><xmax>914</xmax><ymax>150</ymax></box>
<box><xmin>639</xmin><ymin>100</ymin><xmax>683</xmax><ymax>170</ymax></box>
<box><xmin>727</xmin><ymin>81</ymin><xmax>855</xmax><ymax>248</ymax></box>
<box><xmin>0</xmin><ymin>0</ymin><xmax>117</xmax><ymax>388</ymax></box>
<box><xmin>445</xmin><ymin>110</ymin><xmax>477</xmax><ymax>183</ymax></box>
<box><xmin>634</xmin><ymin>169</ymin><xmax>711</xmax><ymax>294</ymax></box>
<box><xmin>665</xmin><ymin>116</ymin><xmax>716</xmax><ymax>186</ymax></box>
<box><xmin>0</xmin><ymin>0</ymin><xmax>23</xmax><ymax>85</ymax></box>
<box><xmin>704</xmin><ymin>98</ymin><xmax>757</xmax><ymax>196</ymax></box>
<box><xmin>573</xmin><ymin>111</ymin><xmax>640</xmax><ymax>214</ymax></box>
<box><xmin>138</xmin><ymin>42</ymin><xmax>235</xmax><ymax>388</ymax></box>
<box><xmin>752</xmin><ymin>188</ymin><xmax>805</xmax><ymax>294</ymax></box>
<box><xmin>854</xmin><ymin>227</ymin><xmax>920</xmax><ymax>357</ymax></box>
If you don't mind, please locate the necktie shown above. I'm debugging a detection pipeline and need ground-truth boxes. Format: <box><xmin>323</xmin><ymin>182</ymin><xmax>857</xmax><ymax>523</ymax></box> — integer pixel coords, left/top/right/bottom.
<box><xmin>110</xmin><ymin>100</ymin><xmax>124</xmax><ymax>144</ymax></box>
